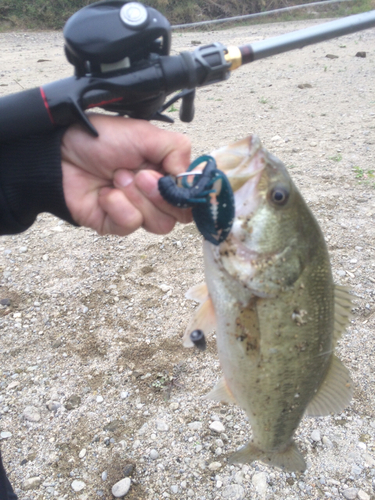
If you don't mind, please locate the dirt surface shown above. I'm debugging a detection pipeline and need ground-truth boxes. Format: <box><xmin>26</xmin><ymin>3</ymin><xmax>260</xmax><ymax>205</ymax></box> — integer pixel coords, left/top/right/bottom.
<box><xmin>0</xmin><ymin>19</ymin><xmax>375</xmax><ymax>500</ymax></box>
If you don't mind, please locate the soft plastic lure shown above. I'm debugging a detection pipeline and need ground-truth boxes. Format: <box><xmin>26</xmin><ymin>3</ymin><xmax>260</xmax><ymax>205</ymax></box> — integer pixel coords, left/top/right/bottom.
<box><xmin>158</xmin><ymin>155</ymin><xmax>234</xmax><ymax>245</ymax></box>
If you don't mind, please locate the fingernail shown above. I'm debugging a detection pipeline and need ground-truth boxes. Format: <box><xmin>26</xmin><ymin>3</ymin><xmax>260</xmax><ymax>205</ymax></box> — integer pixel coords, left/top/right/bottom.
<box><xmin>116</xmin><ymin>170</ymin><xmax>134</xmax><ymax>188</ymax></box>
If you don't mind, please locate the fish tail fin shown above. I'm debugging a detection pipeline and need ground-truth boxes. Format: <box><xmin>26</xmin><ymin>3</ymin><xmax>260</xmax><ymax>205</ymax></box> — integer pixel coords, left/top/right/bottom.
<box><xmin>229</xmin><ymin>440</ymin><xmax>306</xmax><ymax>472</ymax></box>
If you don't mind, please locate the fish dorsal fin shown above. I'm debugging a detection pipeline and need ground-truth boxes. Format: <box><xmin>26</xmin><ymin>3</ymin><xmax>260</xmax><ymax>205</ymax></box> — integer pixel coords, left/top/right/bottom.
<box><xmin>185</xmin><ymin>282</ymin><xmax>209</xmax><ymax>304</ymax></box>
<box><xmin>182</xmin><ymin>297</ymin><xmax>216</xmax><ymax>347</ymax></box>
<box><xmin>204</xmin><ymin>376</ymin><xmax>237</xmax><ymax>404</ymax></box>
<box><xmin>305</xmin><ymin>355</ymin><xmax>352</xmax><ymax>417</ymax></box>
<box><xmin>334</xmin><ymin>285</ymin><xmax>352</xmax><ymax>344</ymax></box>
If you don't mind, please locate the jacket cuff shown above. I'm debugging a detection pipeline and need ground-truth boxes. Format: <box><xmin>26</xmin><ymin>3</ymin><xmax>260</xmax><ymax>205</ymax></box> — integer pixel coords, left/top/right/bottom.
<box><xmin>0</xmin><ymin>130</ymin><xmax>78</xmax><ymax>235</ymax></box>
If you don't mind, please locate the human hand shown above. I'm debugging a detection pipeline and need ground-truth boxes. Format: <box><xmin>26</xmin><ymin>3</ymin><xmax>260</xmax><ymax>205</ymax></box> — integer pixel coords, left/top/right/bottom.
<box><xmin>61</xmin><ymin>114</ymin><xmax>192</xmax><ymax>236</ymax></box>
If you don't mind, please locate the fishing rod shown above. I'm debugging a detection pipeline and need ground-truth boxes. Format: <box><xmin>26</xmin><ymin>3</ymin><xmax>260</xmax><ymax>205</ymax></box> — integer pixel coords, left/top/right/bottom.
<box><xmin>0</xmin><ymin>1</ymin><xmax>374</xmax><ymax>142</ymax></box>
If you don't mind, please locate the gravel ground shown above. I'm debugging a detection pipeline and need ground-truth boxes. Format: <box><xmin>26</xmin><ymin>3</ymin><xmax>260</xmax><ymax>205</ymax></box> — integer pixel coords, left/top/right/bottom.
<box><xmin>0</xmin><ymin>17</ymin><xmax>375</xmax><ymax>500</ymax></box>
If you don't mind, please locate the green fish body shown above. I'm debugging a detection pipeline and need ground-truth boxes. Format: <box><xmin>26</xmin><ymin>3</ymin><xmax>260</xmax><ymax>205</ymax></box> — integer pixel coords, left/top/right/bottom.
<box><xmin>184</xmin><ymin>136</ymin><xmax>352</xmax><ymax>472</ymax></box>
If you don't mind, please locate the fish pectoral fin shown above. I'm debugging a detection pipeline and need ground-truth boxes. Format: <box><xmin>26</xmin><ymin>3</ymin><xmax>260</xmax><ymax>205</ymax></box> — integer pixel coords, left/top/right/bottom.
<box><xmin>182</xmin><ymin>297</ymin><xmax>216</xmax><ymax>347</ymax></box>
<box><xmin>185</xmin><ymin>282</ymin><xmax>209</xmax><ymax>303</ymax></box>
<box><xmin>333</xmin><ymin>285</ymin><xmax>352</xmax><ymax>344</ymax></box>
<box><xmin>305</xmin><ymin>355</ymin><xmax>352</xmax><ymax>417</ymax></box>
<box><xmin>229</xmin><ymin>440</ymin><xmax>306</xmax><ymax>473</ymax></box>
<box><xmin>203</xmin><ymin>376</ymin><xmax>236</xmax><ymax>404</ymax></box>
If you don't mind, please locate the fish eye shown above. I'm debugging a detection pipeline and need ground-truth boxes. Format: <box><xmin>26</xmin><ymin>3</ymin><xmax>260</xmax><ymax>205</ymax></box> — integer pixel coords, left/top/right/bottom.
<box><xmin>269</xmin><ymin>186</ymin><xmax>289</xmax><ymax>206</ymax></box>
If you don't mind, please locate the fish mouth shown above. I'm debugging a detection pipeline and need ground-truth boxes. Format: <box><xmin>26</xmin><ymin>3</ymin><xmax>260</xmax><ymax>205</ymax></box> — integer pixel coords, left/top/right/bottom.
<box><xmin>211</xmin><ymin>135</ymin><xmax>266</xmax><ymax>192</ymax></box>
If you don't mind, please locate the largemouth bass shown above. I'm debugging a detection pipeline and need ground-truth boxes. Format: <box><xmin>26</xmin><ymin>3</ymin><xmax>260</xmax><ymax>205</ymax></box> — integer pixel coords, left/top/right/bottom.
<box><xmin>184</xmin><ymin>135</ymin><xmax>352</xmax><ymax>472</ymax></box>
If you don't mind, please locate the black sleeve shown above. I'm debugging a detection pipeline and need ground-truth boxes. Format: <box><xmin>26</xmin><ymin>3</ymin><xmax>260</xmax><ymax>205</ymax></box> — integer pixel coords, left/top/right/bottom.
<box><xmin>0</xmin><ymin>130</ymin><xmax>78</xmax><ymax>235</ymax></box>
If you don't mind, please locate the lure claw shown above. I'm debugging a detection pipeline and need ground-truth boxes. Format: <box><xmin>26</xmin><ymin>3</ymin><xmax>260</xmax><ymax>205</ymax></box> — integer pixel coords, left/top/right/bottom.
<box><xmin>158</xmin><ymin>155</ymin><xmax>235</xmax><ymax>245</ymax></box>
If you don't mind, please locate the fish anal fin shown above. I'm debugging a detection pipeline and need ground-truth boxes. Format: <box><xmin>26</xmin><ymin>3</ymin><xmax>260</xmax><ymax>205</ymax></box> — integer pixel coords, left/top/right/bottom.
<box><xmin>334</xmin><ymin>285</ymin><xmax>352</xmax><ymax>344</ymax></box>
<box><xmin>204</xmin><ymin>376</ymin><xmax>236</xmax><ymax>404</ymax></box>
<box><xmin>306</xmin><ymin>355</ymin><xmax>352</xmax><ymax>417</ymax></box>
<box><xmin>229</xmin><ymin>440</ymin><xmax>306</xmax><ymax>473</ymax></box>
<box><xmin>185</xmin><ymin>283</ymin><xmax>209</xmax><ymax>303</ymax></box>
<box><xmin>182</xmin><ymin>298</ymin><xmax>216</xmax><ymax>347</ymax></box>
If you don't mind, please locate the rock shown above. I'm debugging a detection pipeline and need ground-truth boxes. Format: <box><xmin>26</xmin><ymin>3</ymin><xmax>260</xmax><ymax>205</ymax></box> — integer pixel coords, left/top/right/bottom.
<box><xmin>46</xmin><ymin>402</ymin><xmax>61</xmax><ymax>412</ymax></box>
<box><xmin>159</xmin><ymin>284</ymin><xmax>171</xmax><ymax>293</ymax></box>
<box><xmin>103</xmin><ymin>420</ymin><xmax>123</xmax><ymax>432</ymax></box>
<box><xmin>121</xmin><ymin>391</ymin><xmax>129</xmax><ymax>399</ymax></box>
<box><xmin>311</xmin><ymin>430</ymin><xmax>321</xmax><ymax>442</ymax></box>
<box><xmin>322</xmin><ymin>436</ymin><xmax>333</xmax><ymax>447</ymax></box>
<box><xmin>156</xmin><ymin>420</ymin><xmax>169</xmax><ymax>432</ymax></box>
<box><xmin>71</xmin><ymin>480</ymin><xmax>86</xmax><ymax>492</ymax></box>
<box><xmin>221</xmin><ymin>484</ymin><xmax>245</xmax><ymax>499</ymax></box>
<box><xmin>19</xmin><ymin>246</ymin><xmax>28</xmax><ymax>253</ymax></box>
<box><xmin>188</xmin><ymin>421</ymin><xmax>202</xmax><ymax>431</ymax></box>
<box><xmin>112</xmin><ymin>477</ymin><xmax>131</xmax><ymax>497</ymax></box>
<box><xmin>149</xmin><ymin>449</ymin><xmax>159</xmax><ymax>460</ymax></box>
<box><xmin>169</xmin><ymin>402</ymin><xmax>179</xmax><ymax>410</ymax></box>
<box><xmin>357</xmin><ymin>490</ymin><xmax>370</xmax><ymax>500</ymax></box>
<box><xmin>298</xmin><ymin>83</ymin><xmax>312</xmax><ymax>89</ymax></box>
<box><xmin>342</xmin><ymin>488</ymin><xmax>358</xmax><ymax>500</ymax></box>
<box><xmin>0</xmin><ymin>298</ymin><xmax>11</xmax><ymax>306</ymax></box>
<box><xmin>23</xmin><ymin>406</ymin><xmax>41</xmax><ymax>422</ymax></box>
<box><xmin>140</xmin><ymin>265</ymin><xmax>154</xmax><ymax>275</ymax></box>
<box><xmin>208</xmin><ymin>462</ymin><xmax>222</xmax><ymax>471</ymax></box>
<box><xmin>51</xmin><ymin>338</ymin><xmax>62</xmax><ymax>349</ymax></box>
<box><xmin>355</xmin><ymin>51</ymin><xmax>366</xmax><ymax>58</ymax></box>
<box><xmin>78</xmin><ymin>448</ymin><xmax>86</xmax><ymax>459</ymax></box>
<box><xmin>209</xmin><ymin>421</ymin><xmax>225</xmax><ymax>433</ymax></box>
<box><xmin>64</xmin><ymin>395</ymin><xmax>81</xmax><ymax>410</ymax></box>
<box><xmin>252</xmin><ymin>472</ymin><xmax>268</xmax><ymax>497</ymax></box>
<box><xmin>0</xmin><ymin>431</ymin><xmax>12</xmax><ymax>440</ymax></box>
<box><xmin>96</xmin><ymin>395</ymin><xmax>104</xmax><ymax>403</ymax></box>
<box><xmin>123</xmin><ymin>464</ymin><xmax>134</xmax><ymax>477</ymax></box>
<box><xmin>171</xmin><ymin>484</ymin><xmax>179</xmax><ymax>494</ymax></box>
<box><xmin>326</xmin><ymin>54</ymin><xmax>339</xmax><ymax>59</ymax></box>
<box><xmin>101</xmin><ymin>471</ymin><xmax>108</xmax><ymax>481</ymax></box>
<box><xmin>23</xmin><ymin>477</ymin><xmax>41</xmax><ymax>490</ymax></box>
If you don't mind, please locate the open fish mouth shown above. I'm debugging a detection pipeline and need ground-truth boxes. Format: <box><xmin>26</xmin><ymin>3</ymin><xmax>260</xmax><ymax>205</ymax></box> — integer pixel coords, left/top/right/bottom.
<box><xmin>211</xmin><ymin>135</ymin><xmax>266</xmax><ymax>193</ymax></box>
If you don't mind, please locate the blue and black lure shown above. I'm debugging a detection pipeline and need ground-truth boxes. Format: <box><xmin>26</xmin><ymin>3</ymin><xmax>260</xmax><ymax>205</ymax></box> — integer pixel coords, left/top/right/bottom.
<box><xmin>158</xmin><ymin>155</ymin><xmax>235</xmax><ymax>245</ymax></box>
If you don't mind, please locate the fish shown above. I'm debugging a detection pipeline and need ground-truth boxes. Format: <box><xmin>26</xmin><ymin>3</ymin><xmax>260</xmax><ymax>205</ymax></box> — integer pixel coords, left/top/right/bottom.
<box><xmin>183</xmin><ymin>135</ymin><xmax>352</xmax><ymax>472</ymax></box>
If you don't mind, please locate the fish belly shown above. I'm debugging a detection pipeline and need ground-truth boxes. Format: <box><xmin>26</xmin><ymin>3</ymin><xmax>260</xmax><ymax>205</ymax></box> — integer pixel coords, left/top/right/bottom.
<box><xmin>203</xmin><ymin>242</ymin><xmax>333</xmax><ymax>471</ymax></box>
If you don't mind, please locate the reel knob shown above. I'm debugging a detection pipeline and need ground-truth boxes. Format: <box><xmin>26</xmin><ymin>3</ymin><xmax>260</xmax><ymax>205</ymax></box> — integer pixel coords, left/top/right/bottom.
<box><xmin>120</xmin><ymin>2</ymin><xmax>148</xmax><ymax>28</ymax></box>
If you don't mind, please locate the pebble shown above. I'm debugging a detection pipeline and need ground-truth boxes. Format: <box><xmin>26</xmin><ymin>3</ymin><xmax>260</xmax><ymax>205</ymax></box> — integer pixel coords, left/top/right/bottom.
<box><xmin>188</xmin><ymin>421</ymin><xmax>202</xmax><ymax>431</ymax></box>
<box><xmin>112</xmin><ymin>477</ymin><xmax>131</xmax><ymax>497</ymax></box>
<box><xmin>209</xmin><ymin>421</ymin><xmax>225</xmax><ymax>433</ymax></box>
<box><xmin>101</xmin><ymin>471</ymin><xmax>107</xmax><ymax>481</ymax></box>
<box><xmin>19</xmin><ymin>246</ymin><xmax>28</xmax><ymax>253</ymax></box>
<box><xmin>311</xmin><ymin>429</ymin><xmax>321</xmax><ymax>442</ymax></box>
<box><xmin>169</xmin><ymin>402</ymin><xmax>179</xmax><ymax>410</ymax></box>
<box><xmin>23</xmin><ymin>406</ymin><xmax>41</xmax><ymax>422</ymax></box>
<box><xmin>23</xmin><ymin>477</ymin><xmax>41</xmax><ymax>490</ymax></box>
<box><xmin>208</xmin><ymin>462</ymin><xmax>222</xmax><ymax>471</ymax></box>
<box><xmin>123</xmin><ymin>464</ymin><xmax>134</xmax><ymax>477</ymax></box>
<box><xmin>221</xmin><ymin>484</ymin><xmax>245</xmax><ymax>499</ymax></box>
<box><xmin>0</xmin><ymin>431</ymin><xmax>12</xmax><ymax>440</ymax></box>
<box><xmin>322</xmin><ymin>436</ymin><xmax>333</xmax><ymax>447</ymax></box>
<box><xmin>64</xmin><ymin>395</ymin><xmax>81</xmax><ymax>410</ymax></box>
<box><xmin>358</xmin><ymin>491</ymin><xmax>370</xmax><ymax>500</ymax></box>
<box><xmin>121</xmin><ymin>391</ymin><xmax>129</xmax><ymax>399</ymax></box>
<box><xmin>156</xmin><ymin>420</ymin><xmax>169</xmax><ymax>432</ymax></box>
<box><xmin>170</xmin><ymin>485</ymin><xmax>179</xmax><ymax>494</ymax></box>
<box><xmin>342</xmin><ymin>488</ymin><xmax>358</xmax><ymax>500</ymax></box>
<box><xmin>71</xmin><ymin>480</ymin><xmax>86</xmax><ymax>492</ymax></box>
<box><xmin>96</xmin><ymin>395</ymin><xmax>104</xmax><ymax>403</ymax></box>
<box><xmin>252</xmin><ymin>472</ymin><xmax>268</xmax><ymax>497</ymax></box>
<box><xmin>150</xmin><ymin>449</ymin><xmax>159</xmax><ymax>460</ymax></box>
<box><xmin>78</xmin><ymin>448</ymin><xmax>86</xmax><ymax>459</ymax></box>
